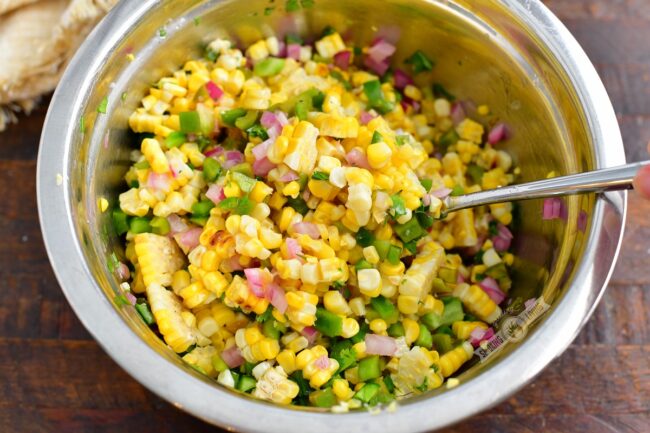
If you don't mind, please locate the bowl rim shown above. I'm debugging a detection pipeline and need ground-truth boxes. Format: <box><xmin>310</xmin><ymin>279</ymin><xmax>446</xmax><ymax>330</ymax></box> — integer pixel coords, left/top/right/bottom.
<box><xmin>37</xmin><ymin>0</ymin><xmax>627</xmax><ymax>432</ymax></box>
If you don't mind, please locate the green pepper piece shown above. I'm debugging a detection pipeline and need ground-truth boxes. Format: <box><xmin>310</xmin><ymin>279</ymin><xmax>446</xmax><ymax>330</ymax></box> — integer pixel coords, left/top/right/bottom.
<box><xmin>350</xmin><ymin>321</ymin><xmax>369</xmax><ymax>344</ymax></box>
<box><xmin>262</xmin><ymin>319</ymin><xmax>285</xmax><ymax>340</ymax></box>
<box><xmin>179</xmin><ymin>111</ymin><xmax>201</xmax><ymax>133</ymax></box>
<box><xmin>234</xmin><ymin>110</ymin><xmax>259</xmax><ymax>130</ymax></box>
<box><xmin>431</xmin><ymin>333</ymin><xmax>454</xmax><ymax>354</ymax></box>
<box><xmin>438</xmin><ymin>129</ymin><xmax>459</xmax><ymax>152</ymax></box>
<box><xmin>431</xmin><ymin>277</ymin><xmax>449</xmax><ymax>293</ymax></box>
<box><xmin>129</xmin><ymin>217</ymin><xmax>151</xmax><ymax>234</ymax></box>
<box><xmin>354</xmin><ymin>382</ymin><xmax>381</xmax><ymax>403</ymax></box>
<box><xmin>189</xmin><ymin>215</ymin><xmax>208</xmax><ymax>226</ymax></box>
<box><xmin>420</xmin><ymin>178</ymin><xmax>433</xmax><ymax>191</ymax></box>
<box><xmin>221</xmin><ymin>108</ymin><xmax>247</xmax><ymax>126</ymax></box>
<box><xmin>405</xmin><ymin>50</ymin><xmax>434</xmax><ymax>73</ymax></box>
<box><xmin>211</xmin><ymin>354</ymin><xmax>229</xmax><ymax>373</ymax></box>
<box><xmin>165</xmin><ymin>131</ymin><xmax>186</xmax><ymax>148</ymax></box>
<box><xmin>358</xmin><ymin>356</ymin><xmax>381</xmax><ymax>382</ymax></box>
<box><xmin>394</xmin><ymin>218</ymin><xmax>425</xmax><ymax>243</ymax></box>
<box><xmin>236</xmin><ymin>375</ymin><xmax>257</xmax><ymax>392</ymax></box>
<box><xmin>386</xmin><ymin>245</ymin><xmax>402</xmax><ymax>265</ymax></box>
<box><xmin>192</xmin><ymin>200</ymin><xmax>215</xmax><ymax>217</ymax></box>
<box><xmin>309</xmin><ymin>388</ymin><xmax>337</xmax><ymax>408</ymax></box>
<box><xmin>421</xmin><ymin>297</ymin><xmax>464</xmax><ymax>330</ymax></box>
<box><xmin>355</xmin><ymin>228</ymin><xmax>375</xmax><ymax>247</ymax></box>
<box><xmin>330</xmin><ymin>339</ymin><xmax>357</xmax><ymax>372</ymax></box>
<box><xmin>315</xmin><ymin>308</ymin><xmax>343</xmax><ymax>337</ymax></box>
<box><xmin>432</xmin><ymin>83</ymin><xmax>455</xmax><ymax>101</ymax></box>
<box><xmin>203</xmin><ymin>157</ymin><xmax>222</xmax><ymax>182</ymax></box>
<box><xmin>354</xmin><ymin>259</ymin><xmax>373</xmax><ymax>271</ymax></box>
<box><xmin>363</xmin><ymin>80</ymin><xmax>394</xmax><ymax>114</ymax></box>
<box><xmin>254</xmin><ymin>57</ymin><xmax>286</xmax><ymax>77</ymax></box>
<box><xmin>112</xmin><ymin>209</ymin><xmax>130</xmax><ymax>235</ymax></box>
<box><xmin>232</xmin><ymin>171</ymin><xmax>257</xmax><ymax>193</ymax></box>
<box><xmin>285</xmin><ymin>197</ymin><xmax>309</xmax><ymax>216</ymax></box>
<box><xmin>373</xmin><ymin>239</ymin><xmax>391</xmax><ymax>260</ymax></box>
<box><xmin>135</xmin><ymin>301</ymin><xmax>154</xmax><ymax>325</ymax></box>
<box><xmin>370</xmin><ymin>296</ymin><xmax>397</xmax><ymax>321</ymax></box>
<box><xmin>387</xmin><ymin>322</ymin><xmax>405</xmax><ymax>338</ymax></box>
<box><xmin>416</xmin><ymin>323</ymin><xmax>433</xmax><ymax>349</ymax></box>
<box><xmin>466</xmin><ymin>164</ymin><xmax>485</xmax><ymax>185</ymax></box>
<box><xmin>150</xmin><ymin>216</ymin><xmax>170</xmax><ymax>235</ymax></box>
<box><xmin>371</xmin><ymin>131</ymin><xmax>383</xmax><ymax>144</ymax></box>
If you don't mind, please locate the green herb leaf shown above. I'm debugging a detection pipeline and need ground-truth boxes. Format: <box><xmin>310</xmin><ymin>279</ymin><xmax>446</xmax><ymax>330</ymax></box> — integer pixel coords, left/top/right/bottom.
<box><xmin>254</xmin><ymin>58</ymin><xmax>286</xmax><ymax>77</ymax></box>
<box><xmin>405</xmin><ymin>50</ymin><xmax>434</xmax><ymax>73</ymax></box>
<box><xmin>159</xmin><ymin>28</ymin><xmax>167</xmax><ymax>38</ymax></box>
<box><xmin>433</xmin><ymin>83</ymin><xmax>455</xmax><ymax>101</ymax></box>
<box><xmin>371</xmin><ymin>131</ymin><xmax>383</xmax><ymax>144</ymax></box>
<box><xmin>330</xmin><ymin>70</ymin><xmax>352</xmax><ymax>90</ymax></box>
<box><xmin>286</xmin><ymin>0</ymin><xmax>300</xmax><ymax>12</ymax></box>
<box><xmin>256</xmin><ymin>307</ymin><xmax>273</xmax><ymax>323</ymax></box>
<box><xmin>193</xmin><ymin>16</ymin><xmax>201</xmax><ymax>26</ymax></box>
<box><xmin>415</xmin><ymin>376</ymin><xmax>429</xmax><ymax>392</ymax></box>
<box><xmin>97</xmin><ymin>97</ymin><xmax>108</xmax><ymax>114</ymax></box>
<box><xmin>395</xmin><ymin>134</ymin><xmax>409</xmax><ymax>146</ymax></box>
<box><xmin>246</xmin><ymin>124</ymin><xmax>269</xmax><ymax>140</ymax></box>
<box><xmin>264</xmin><ymin>6</ymin><xmax>275</xmax><ymax>15</ymax></box>
<box><xmin>311</xmin><ymin>171</ymin><xmax>329</xmax><ymax>181</ymax></box>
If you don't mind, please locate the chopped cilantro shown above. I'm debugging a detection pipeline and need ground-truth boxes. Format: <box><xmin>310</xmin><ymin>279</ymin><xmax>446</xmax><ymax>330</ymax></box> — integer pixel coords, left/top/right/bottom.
<box><xmin>450</xmin><ymin>185</ymin><xmax>464</xmax><ymax>196</ymax></box>
<box><xmin>159</xmin><ymin>28</ymin><xmax>167</xmax><ymax>38</ymax></box>
<box><xmin>395</xmin><ymin>134</ymin><xmax>409</xmax><ymax>146</ymax></box>
<box><xmin>330</xmin><ymin>70</ymin><xmax>352</xmax><ymax>90</ymax></box>
<box><xmin>121</xmin><ymin>92</ymin><xmax>128</xmax><ymax>102</ymax></box>
<box><xmin>256</xmin><ymin>307</ymin><xmax>273</xmax><ymax>323</ymax></box>
<box><xmin>371</xmin><ymin>131</ymin><xmax>383</xmax><ymax>144</ymax></box>
<box><xmin>193</xmin><ymin>16</ymin><xmax>201</xmax><ymax>26</ymax></box>
<box><xmin>97</xmin><ymin>97</ymin><xmax>108</xmax><ymax>114</ymax></box>
<box><xmin>246</xmin><ymin>124</ymin><xmax>269</xmax><ymax>140</ymax></box>
<box><xmin>320</xmin><ymin>25</ymin><xmax>336</xmax><ymax>37</ymax></box>
<box><xmin>433</xmin><ymin>83</ymin><xmax>455</xmax><ymax>101</ymax></box>
<box><xmin>264</xmin><ymin>6</ymin><xmax>275</xmax><ymax>15</ymax></box>
<box><xmin>415</xmin><ymin>376</ymin><xmax>429</xmax><ymax>392</ymax></box>
<box><xmin>390</xmin><ymin>194</ymin><xmax>407</xmax><ymax>218</ymax></box>
<box><xmin>488</xmin><ymin>220</ymin><xmax>499</xmax><ymax>236</ymax></box>
<box><xmin>218</xmin><ymin>196</ymin><xmax>254</xmax><ymax>215</ymax></box>
<box><xmin>311</xmin><ymin>171</ymin><xmax>329</xmax><ymax>181</ymax></box>
<box><xmin>405</xmin><ymin>50</ymin><xmax>434</xmax><ymax>73</ymax></box>
<box><xmin>285</xmin><ymin>0</ymin><xmax>300</xmax><ymax>12</ymax></box>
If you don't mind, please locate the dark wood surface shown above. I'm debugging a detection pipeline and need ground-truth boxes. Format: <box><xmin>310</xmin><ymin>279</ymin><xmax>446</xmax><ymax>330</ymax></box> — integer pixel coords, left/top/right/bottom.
<box><xmin>1</xmin><ymin>1</ymin><xmax>648</xmax><ymax>432</ymax></box>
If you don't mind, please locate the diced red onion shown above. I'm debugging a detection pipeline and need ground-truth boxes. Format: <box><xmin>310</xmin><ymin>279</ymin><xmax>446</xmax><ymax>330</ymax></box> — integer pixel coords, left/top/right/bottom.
<box><xmin>253</xmin><ymin>157</ymin><xmax>276</xmax><ymax>177</ymax></box>
<box><xmin>364</xmin><ymin>55</ymin><xmax>390</xmax><ymax>76</ymax></box>
<box><xmin>469</xmin><ymin>326</ymin><xmax>494</xmax><ymax>348</ymax></box>
<box><xmin>345</xmin><ymin>148</ymin><xmax>371</xmax><ymax>169</ymax></box>
<box><xmin>117</xmin><ymin>262</ymin><xmax>130</xmax><ymax>281</ymax></box>
<box><xmin>276</xmin><ymin>111</ymin><xmax>289</xmax><ymax>127</ymax></box>
<box><xmin>125</xmin><ymin>291</ymin><xmax>137</xmax><ymax>305</ymax></box>
<box><xmin>302</xmin><ymin>189</ymin><xmax>311</xmax><ymax>202</ymax></box>
<box><xmin>577</xmin><ymin>210</ymin><xmax>588</xmax><ymax>232</ymax></box>
<box><xmin>524</xmin><ymin>298</ymin><xmax>537</xmax><ymax>310</ymax></box>
<box><xmin>422</xmin><ymin>194</ymin><xmax>431</xmax><ymax>206</ymax></box>
<box><xmin>400</xmin><ymin>97</ymin><xmax>420</xmax><ymax>113</ymax></box>
<box><xmin>221</xmin><ymin>346</ymin><xmax>245</xmax><ymax>368</ymax></box>
<box><xmin>365</xmin><ymin>334</ymin><xmax>397</xmax><ymax>356</ymax></box>
<box><xmin>206</xmin><ymin>184</ymin><xmax>225</xmax><ymax>205</ymax></box>
<box><xmin>491</xmin><ymin>235</ymin><xmax>511</xmax><ymax>253</ymax></box>
<box><xmin>488</xmin><ymin>122</ymin><xmax>509</xmax><ymax>145</ymax></box>
<box><xmin>333</xmin><ymin>50</ymin><xmax>351</xmax><ymax>70</ymax></box>
<box><xmin>167</xmin><ymin>214</ymin><xmax>188</xmax><ymax>235</ymax></box>
<box><xmin>204</xmin><ymin>147</ymin><xmax>224</xmax><ymax>158</ymax></box>
<box><xmin>301</xmin><ymin>326</ymin><xmax>319</xmax><ymax>345</ymax></box>
<box><xmin>205</xmin><ymin>81</ymin><xmax>224</xmax><ymax>100</ymax></box>
<box><xmin>359</xmin><ymin>111</ymin><xmax>376</xmax><ymax>125</ymax></box>
<box><xmin>431</xmin><ymin>188</ymin><xmax>452</xmax><ymax>199</ymax></box>
<box><xmin>479</xmin><ymin>277</ymin><xmax>506</xmax><ymax>304</ymax></box>
<box><xmin>451</xmin><ymin>102</ymin><xmax>466</xmax><ymax>125</ymax></box>
<box><xmin>175</xmin><ymin>227</ymin><xmax>202</xmax><ymax>251</ymax></box>
<box><xmin>498</xmin><ymin>223</ymin><xmax>513</xmax><ymax>240</ymax></box>
<box><xmin>374</xmin><ymin>26</ymin><xmax>401</xmax><ymax>44</ymax></box>
<box><xmin>542</xmin><ymin>198</ymin><xmax>563</xmax><ymax>220</ymax></box>
<box><xmin>147</xmin><ymin>172</ymin><xmax>171</xmax><ymax>191</ymax></box>
<box><xmin>314</xmin><ymin>355</ymin><xmax>330</xmax><ymax>369</ymax></box>
<box><xmin>261</xmin><ymin>111</ymin><xmax>279</xmax><ymax>129</ymax></box>
<box><xmin>393</xmin><ymin>68</ymin><xmax>413</xmax><ymax>90</ymax></box>
<box><xmin>244</xmin><ymin>268</ymin><xmax>267</xmax><ymax>298</ymax></box>
<box><xmin>267</xmin><ymin>283</ymin><xmax>288</xmax><ymax>313</ymax></box>
<box><xmin>103</xmin><ymin>131</ymin><xmax>110</xmax><ymax>149</ymax></box>
<box><xmin>287</xmin><ymin>43</ymin><xmax>301</xmax><ymax>60</ymax></box>
<box><xmin>277</xmin><ymin>41</ymin><xmax>287</xmax><ymax>58</ymax></box>
<box><xmin>279</xmin><ymin>171</ymin><xmax>299</xmax><ymax>182</ymax></box>
<box><xmin>367</xmin><ymin>39</ymin><xmax>396</xmax><ymax>64</ymax></box>
<box><xmin>292</xmin><ymin>222</ymin><xmax>320</xmax><ymax>239</ymax></box>
<box><xmin>285</xmin><ymin>237</ymin><xmax>302</xmax><ymax>259</ymax></box>
<box><xmin>457</xmin><ymin>273</ymin><xmax>466</xmax><ymax>284</ymax></box>
<box><xmin>252</xmin><ymin>137</ymin><xmax>274</xmax><ymax>160</ymax></box>
<box><xmin>222</xmin><ymin>150</ymin><xmax>244</xmax><ymax>169</ymax></box>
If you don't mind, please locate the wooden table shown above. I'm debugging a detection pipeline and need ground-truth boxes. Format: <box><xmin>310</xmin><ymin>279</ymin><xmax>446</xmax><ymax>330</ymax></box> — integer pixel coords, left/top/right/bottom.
<box><xmin>1</xmin><ymin>1</ymin><xmax>648</xmax><ymax>432</ymax></box>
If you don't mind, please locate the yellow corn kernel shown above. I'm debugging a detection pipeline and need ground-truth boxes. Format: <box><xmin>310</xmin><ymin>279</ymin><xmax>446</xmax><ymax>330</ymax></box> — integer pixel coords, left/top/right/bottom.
<box><xmin>369</xmin><ymin>318</ymin><xmax>388</xmax><ymax>334</ymax></box>
<box><xmin>223</xmin><ymin>180</ymin><xmax>242</xmax><ymax>198</ymax></box>
<box><xmin>379</xmin><ymin>261</ymin><xmax>405</xmax><ymax>277</ymax></box>
<box><xmin>403</xmin><ymin>318</ymin><xmax>420</xmax><ymax>345</ymax></box>
<box><xmin>172</xmin><ymin>270</ymin><xmax>191</xmax><ymax>295</ymax></box>
<box><xmin>348</xmin><ymin>297</ymin><xmax>366</xmax><ymax>317</ymax></box>
<box><xmin>142</xmin><ymin>138</ymin><xmax>169</xmax><ymax>174</ymax></box>
<box><xmin>277</xmin><ymin>349</ymin><xmax>297</xmax><ymax>375</ymax></box>
<box><xmin>397</xmin><ymin>295</ymin><xmax>419</xmax><ymax>315</ymax></box>
<box><xmin>452</xmin><ymin>321</ymin><xmax>488</xmax><ymax>340</ymax></box>
<box><xmin>367</xmin><ymin>141</ymin><xmax>392</xmax><ymax>169</ymax></box>
<box><xmin>179</xmin><ymin>281</ymin><xmax>217</xmax><ymax>309</ymax></box>
<box><xmin>332</xmin><ymin>378</ymin><xmax>354</xmax><ymax>401</ymax></box>
<box><xmin>202</xmin><ymin>271</ymin><xmax>229</xmax><ymax>296</ymax></box>
<box><xmin>201</xmin><ymin>249</ymin><xmax>219</xmax><ymax>271</ymax></box>
<box><xmin>439</xmin><ymin>341</ymin><xmax>473</xmax><ymax>377</ymax></box>
<box><xmin>282</xmin><ymin>181</ymin><xmax>301</xmax><ymax>198</ymax></box>
<box><xmin>341</xmin><ymin>318</ymin><xmax>360</xmax><ymax>338</ymax></box>
<box><xmin>352</xmin><ymin>341</ymin><xmax>366</xmax><ymax>359</ymax></box>
<box><xmin>357</xmin><ymin>268</ymin><xmax>381</xmax><ymax>297</ymax></box>
<box><xmin>308</xmin><ymin>179</ymin><xmax>339</xmax><ymax>201</ymax></box>
<box><xmin>323</xmin><ymin>291</ymin><xmax>352</xmax><ymax>315</ymax></box>
<box><xmin>453</xmin><ymin>283</ymin><xmax>502</xmax><ymax>323</ymax></box>
<box><xmin>250</xmin><ymin>181</ymin><xmax>273</xmax><ymax>202</ymax></box>
<box><xmin>362</xmin><ymin>246</ymin><xmax>380</xmax><ymax>265</ymax></box>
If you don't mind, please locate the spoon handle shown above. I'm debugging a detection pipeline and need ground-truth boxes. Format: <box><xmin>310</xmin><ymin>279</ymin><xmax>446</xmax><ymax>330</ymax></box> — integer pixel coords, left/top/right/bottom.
<box><xmin>443</xmin><ymin>160</ymin><xmax>650</xmax><ymax>213</ymax></box>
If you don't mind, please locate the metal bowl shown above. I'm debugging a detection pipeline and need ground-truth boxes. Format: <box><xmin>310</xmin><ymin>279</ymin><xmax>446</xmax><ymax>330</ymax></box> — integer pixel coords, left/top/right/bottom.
<box><xmin>37</xmin><ymin>0</ymin><xmax>626</xmax><ymax>432</ymax></box>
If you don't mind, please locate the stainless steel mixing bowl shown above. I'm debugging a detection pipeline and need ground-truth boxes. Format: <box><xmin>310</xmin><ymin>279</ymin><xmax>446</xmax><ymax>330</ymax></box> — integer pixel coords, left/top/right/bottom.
<box><xmin>37</xmin><ymin>0</ymin><xmax>627</xmax><ymax>431</ymax></box>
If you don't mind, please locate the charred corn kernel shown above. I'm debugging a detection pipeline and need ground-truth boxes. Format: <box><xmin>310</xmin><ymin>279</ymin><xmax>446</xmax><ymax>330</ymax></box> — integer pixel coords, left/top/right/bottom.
<box><xmin>296</xmin><ymin>345</ymin><xmax>340</xmax><ymax>388</ymax></box>
<box><xmin>452</xmin><ymin>321</ymin><xmax>488</xmax><ymax>340</ymax></box>
<box><xmin>134</xmin><ymin>233</ymin><xmax>185</xmax><ymax>287</ymax></box>
<box><xmin>453</xmin><ymin>283</ymin><xmax>502</xmax><ymax>323</ymax></box>
<box><xmin>141</xmin><ymin>138</ymin><xmax>169</xmax><ymax>174</ymax></box>
<box><xmin>439</xmin><ymin>341</ymin><xmax>473</xmax><ymax>377</ymax></box>
<box><xmin>276</xmin><ymin>349</ymin><xmax>297</xmax><ymax>375</ymax></box>
<box><xmin>357</xmin><ymin>268</ymin><xmax>381</xmax><ymax>297</ymax></box>
<box><xmin>251</xmin><ymin>362</ymin><xmax>300</xmax><ymax>404</ymax></box>
<box><xmin>324</xmin><ymin>290</ymin><xmax>352</xmax><ymax>315</ymax></box>
<box><xmin>369</xmin><ymin>318</ymin><xmax>388</xmax><ymax>334</ymax></box>
<box><xmin>392</xmin><ymin>346</ymin><xmax>442</xmax><ymax>396</ymax></box>
<box><xmin>202</xmin><ymin>271</ymin><xmax>229</xmax><ymax>296</ymax></box>
<box><xmin>183</xmin><ymin>346</ymin><xmax>219</xmax><ymax>378</ymax></box>
<box><xmin>225</xmin><ymin>275</ymin><xmax>270</xmax><ymax>315</ymax></box>
<box><xmin>196</xmin><ymin>309</ymin><xmax>219</xmax><ymax>337</ymax></box>
<box><xmin>147</xmin><ymin>283</ymin><xmax>208</xmax><ymax>353</ymax></box>
<box><xmin>403</xmin><ymin>318</ymin><xmax>420</xmax><ymax>344</ymax></box>
<box><xmin>341</xmin><ymin>318</ymin><xmax>360</xmax><ymax>338</ymax></box>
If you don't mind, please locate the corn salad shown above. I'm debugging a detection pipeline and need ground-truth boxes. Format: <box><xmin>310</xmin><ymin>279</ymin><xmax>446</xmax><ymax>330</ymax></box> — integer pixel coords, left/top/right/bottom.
<box><xmin>112</xmin><ymin>29</ymin><xmax>517</xmax><ymax>410</ymax></box>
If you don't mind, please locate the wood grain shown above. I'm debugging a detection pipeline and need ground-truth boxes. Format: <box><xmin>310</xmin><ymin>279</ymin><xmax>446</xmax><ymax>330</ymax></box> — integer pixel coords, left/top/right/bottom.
<box><xmin>0</xmin><ymin>1</ymin><xmax>648</xmax><ymax>432</ymax></box>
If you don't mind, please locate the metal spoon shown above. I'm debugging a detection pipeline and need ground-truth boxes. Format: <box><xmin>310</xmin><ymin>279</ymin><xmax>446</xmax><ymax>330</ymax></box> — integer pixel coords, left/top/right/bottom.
<box><xmin>443</xmin><ymin>160</ymin><xmax>650</xmax><ymax>213</ymax></box>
